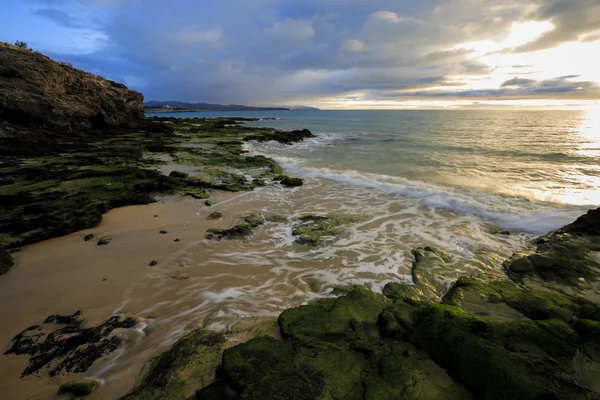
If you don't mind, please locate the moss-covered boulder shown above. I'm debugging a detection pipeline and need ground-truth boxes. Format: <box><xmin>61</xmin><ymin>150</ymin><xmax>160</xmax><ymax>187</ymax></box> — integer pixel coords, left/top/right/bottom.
<box><xmin>122</xmin><ymin>329</ymin><xmax>225</xmax><ymax>400</ymax></box>
<box><xmin>198</xmin><ymin>272</ymin><xmax>600</xmax><ymax>400</ymax></box>
<box><xmin>58</xmin><ymin>380</ymin><xmax>99</xmax><ymax>397</ymax></box>
<box><xmin>504</xmin><ymin>233</ymin><xmax>600</xmax><ymax>289</ymax></box>
<box><xmin>169</xmin><ymin>170</ymin><xmax>189</xmax><ymax>179</ymax></box>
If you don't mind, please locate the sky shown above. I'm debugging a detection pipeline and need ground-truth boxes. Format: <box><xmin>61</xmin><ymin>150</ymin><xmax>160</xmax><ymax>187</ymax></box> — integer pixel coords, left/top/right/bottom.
<box><xmin>2</xmin><ymin>0</ymin><xmax>600</xmax><ymax>109</ymax></box>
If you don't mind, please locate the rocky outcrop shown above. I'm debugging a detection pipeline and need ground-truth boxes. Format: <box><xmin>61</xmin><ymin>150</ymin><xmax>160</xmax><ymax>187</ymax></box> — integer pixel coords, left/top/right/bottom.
<box><xmin>0</xmin><ymin>245</ymin><xmax>14</xmax><ymax>275</ymax></box>
<box><xmin>0</xmin><ymin>42</ymin><xmax>144</xmax><ymax>137</ymax></box>
<box><xmin>194</xmin><ymin>208</ymin><xmax>600</xmax><ymax>400</ymax></box>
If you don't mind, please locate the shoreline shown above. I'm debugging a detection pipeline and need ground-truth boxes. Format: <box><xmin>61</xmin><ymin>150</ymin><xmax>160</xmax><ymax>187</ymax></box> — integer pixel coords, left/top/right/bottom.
<box><xmin>1</xmin><ymin>116</ymin><xmax>599</xmax><ymax>400</ymax></box>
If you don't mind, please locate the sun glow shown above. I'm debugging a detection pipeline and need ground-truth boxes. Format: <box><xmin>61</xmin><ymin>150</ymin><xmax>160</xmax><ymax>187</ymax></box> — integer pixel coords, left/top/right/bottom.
<box><xmin>458</xmin><ymin>21</ymin><xmax>554</xmax><ymax>54</ymax></box>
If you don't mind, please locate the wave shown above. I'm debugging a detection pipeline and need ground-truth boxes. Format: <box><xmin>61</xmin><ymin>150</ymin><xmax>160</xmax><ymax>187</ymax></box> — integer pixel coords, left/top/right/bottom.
<box><xmin>273</xmin><ymin>159</ymin><xmax>587</xmax><ymax>234</ymax></box>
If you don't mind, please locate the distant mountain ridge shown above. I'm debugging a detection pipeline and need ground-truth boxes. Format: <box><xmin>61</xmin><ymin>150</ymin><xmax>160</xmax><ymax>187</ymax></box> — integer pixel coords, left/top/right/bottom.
<box><xmin>145</xmin><ymin>101</ymin><xmax>289</xmax><ymax>112</ymax></box>
<box><xmin>145</xmin><ymin>101</ymin><xmax>320</xmax><ymax>112</ymax></box>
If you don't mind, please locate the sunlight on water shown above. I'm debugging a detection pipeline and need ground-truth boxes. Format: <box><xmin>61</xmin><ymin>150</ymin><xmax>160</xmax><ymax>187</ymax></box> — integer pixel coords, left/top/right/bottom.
<box><xmin>553</xmin><ymin>109</ymin><xmax>600</xmax><ymax>205</ymax></box>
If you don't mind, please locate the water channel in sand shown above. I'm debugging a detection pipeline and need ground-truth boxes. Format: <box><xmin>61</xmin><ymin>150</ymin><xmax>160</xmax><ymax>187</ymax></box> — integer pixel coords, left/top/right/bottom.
<box><xmin>0</xmin><ymin>175</ymin><xmax>533</xmax><ymax>399</ymax></box>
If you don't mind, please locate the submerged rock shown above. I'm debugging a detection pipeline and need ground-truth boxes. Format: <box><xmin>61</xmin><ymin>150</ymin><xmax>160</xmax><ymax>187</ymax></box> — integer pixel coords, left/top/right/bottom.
<box><xmin>207</xmin><ymin>211</ymin><xmax>223</xmax><ymax>220</ymax></box>
<box><xmin>97</xmin><ymin>236</ymin><xmax>113</xmax><ymax>246</ymax></box>
<box><xmin>242</xmin><ymin>128</ymin><xmax>316</xmax><ymax>145</ymax></box>
<box><xmin>83</xmin><ymin>233</ymin><xmax>95</xmax><ymax>242</ymax></box>
<box><xmin>58</xmin><ymin>380</ymin><xmax>99</xmax><ymax>397</ymax></box>
<box><xmin>291</xmin><ymin>215</ymin><xmax>360</xmax><ymax>246</ymax></box>
<box><xmin>5</xmin><ymin>312</ymin><xmax>136</xmax><ymax>377</ymax></box>
<box><xmin>206</xmin><ymin>214</ymin><xmax>265</xmax><ymax>240</ymax></box>
<box><xmin>274</xmin><ymin>175</ymin><xmax>304</xmax><ymax>187</ymax></box>
<box><xmin>0</xmin><ymin>245</ymin><xmax>14</xmax><ymax>275</ymax></box>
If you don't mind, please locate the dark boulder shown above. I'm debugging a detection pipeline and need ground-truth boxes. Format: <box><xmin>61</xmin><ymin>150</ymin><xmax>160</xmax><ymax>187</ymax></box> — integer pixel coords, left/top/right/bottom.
<box><xmin>0</xmin><ymin>245</ymin><xmax>14</xmax><ymax>274</ymax></box>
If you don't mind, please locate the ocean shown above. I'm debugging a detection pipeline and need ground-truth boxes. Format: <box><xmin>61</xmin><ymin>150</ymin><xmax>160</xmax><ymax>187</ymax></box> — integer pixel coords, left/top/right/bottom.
<box><xmin>150</xmin><ymin>109</ymin><xmax>600</xmax><ymax>233</ymax></box>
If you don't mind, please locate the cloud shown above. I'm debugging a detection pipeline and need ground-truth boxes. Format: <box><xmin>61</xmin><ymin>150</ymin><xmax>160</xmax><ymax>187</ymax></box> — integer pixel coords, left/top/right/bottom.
<box><xmin>15</xmin><ymin>0</ymin><xmax>600</xmax><ymax>105</ymax></box>
<box><xmin>513</xmin><ymin>0</ymin><xmax>600</xmax><ymax>52</ymax></box>
<box><xmin>501</xmin><ymin>77</ymin><xmax>537</xmax><ymax>87</ymax></box>
<box><xmin>340</xmin><ymin>39</ymin><xmax>364</xmax><ymax>53</ymax></box>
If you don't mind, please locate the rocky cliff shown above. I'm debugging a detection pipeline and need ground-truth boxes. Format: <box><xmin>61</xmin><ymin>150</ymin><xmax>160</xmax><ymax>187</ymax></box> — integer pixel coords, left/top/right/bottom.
<box><xmin>0</xmin><ymin>42</ymin><xmax>144</xmax><ymax>137</ymax></box>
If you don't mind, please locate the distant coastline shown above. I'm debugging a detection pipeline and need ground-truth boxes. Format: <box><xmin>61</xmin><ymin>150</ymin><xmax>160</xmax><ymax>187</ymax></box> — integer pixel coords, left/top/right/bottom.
<box><xmin>144</xmin><ymin>100</ymin><xmax>320</xmax><ymax>113</ymax></box>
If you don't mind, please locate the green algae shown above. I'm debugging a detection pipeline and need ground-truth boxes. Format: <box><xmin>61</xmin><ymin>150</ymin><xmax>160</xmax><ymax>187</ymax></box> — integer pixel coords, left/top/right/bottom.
<box><xmin>206</xmin><ymin>214</ymin><xmax>265</xmax><ymax>240</ymax></box>
<box><xmin>292</xmin><ymin>215</ymin><xmax>361</xmax><ymax>246</ymax></box>
<box><xmin>207</xmin><ymin>212</ymin><xmax>223</xmax><ymax>220</ymax></box>
<box><xmin>1</xmin><ymin>117</ymin><xmax>314</xmax><ymax>248</ymax></box>
<box><xmin>198</xmin><ymin>271</ymin><xmax>600</xmax><ymax>399</ymax></box>
<box><xmin>122</xmin><ymin>329</ymin><xmax>225</xmax><ymax>400</ymax></box>
<box><xmin>58</xmin><ymin>380</ymin><xmax>98</xmax><ymax>397</ymax></box>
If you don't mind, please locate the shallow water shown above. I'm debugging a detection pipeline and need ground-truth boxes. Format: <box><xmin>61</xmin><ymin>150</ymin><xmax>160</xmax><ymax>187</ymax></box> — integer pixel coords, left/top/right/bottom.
<box><xmin>2</xmin><ymin>109</ymin><xmax>600</xmax><ymax>398</ymax></box>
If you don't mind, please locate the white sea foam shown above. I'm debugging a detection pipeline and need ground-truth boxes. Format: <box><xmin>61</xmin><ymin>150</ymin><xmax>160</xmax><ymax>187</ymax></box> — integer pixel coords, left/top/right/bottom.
<box><xmin>259</xmin><ymin>155</ymin><xmax>586</xmax><ymax>234</ymax></box>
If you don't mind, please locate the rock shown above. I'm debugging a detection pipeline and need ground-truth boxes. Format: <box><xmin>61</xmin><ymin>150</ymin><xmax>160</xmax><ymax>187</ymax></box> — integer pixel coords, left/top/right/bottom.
<box><xmin>205</xmin><ymin>200</ymin><xmax>213</xmax><ymax>207</ymax></box>
<box><xmin>410</xmin><ymin>247</ymin><xmax>453</xmax><ymax>300</ymax></box>
<box><xmin>242</xmin><ymin>128</ymin><xmax>316</xmax><ymax>145</ymax></box>
<box><xmin>45</xmin><ymin>310</ymin><xmax>83</xmax><ymax>326</ymax></box>
<box><xmin>563</xmin><ymin>208</ymin><xmax>600</xmax><ymax>236</ymax></box>
<box><xmin>123</xmin><ymin>329</ymin><xmax>225</xmax><ymax>400</ymax></box>
<box><xmin>58</xmin><ymin>380</ymin><xmax>99</xmax><ymax>397</ymax></box>
<box><xmin>0</xmin><ymin>245</ymin><xmax>15</xmax><ymax>275</ymax></box>
<box><xmin>97</xmin><ymin>236</ymin><xmax>112</xmax><ymax>246</ymax></box>
<box><xmin>159</xmin><ymin>231</ymin><xmax>168</xmax><ymax>235</ymax></box>
<box><xmin>188</xmin><ymin>189</ymin><xmax>210</xmax><ymax>200</ymax></box>
<box><xmin>503</xmin><ymin>225</ymin><xmax>600</xmax><ymax>288</ymax></box>
<box><xmin>83</xmin><ymin>233</ymin><xmax>95</xmax><ymax>241</ymax></box>
<box><xmin>169</xmin><ymin>170</ymin><xmax>189</xmax><ymax>179</ymax></box>
<box><xmin>280</xmin><ymin>176</ymin><xmax>303</xmax><ymax>187</ymax></box>
<box><xmin>5</xmin><ymin>313</ymin><xmax>137</xmax><ymax>377</ymax></box>
<box><xmin>149</xmin><ymin>261</ymin><xmax>158</xmax><ymax>267</ymax></box>
<box><xmin>207</xmin><ymin>211</ymin><xmax>223</xmax><ymax>220</ymax></box>
<box><xmin>174</xmin><ymin>238</ymin><xmax>181</xmax><ymax>242</ymax></box>
<box><xmin>0</xmin><ymin>42</ymin><xmax>144</xmax><ymax>136</ymax></box>
<box><xmin>206</xmin><ymin>214</ymin><xmax>265</xmax><ymax>240</ymax></box>
<box><xmin>291</xmin><ymin>215</ymin><xmax>359</xmax><ymax>246</ymax></box>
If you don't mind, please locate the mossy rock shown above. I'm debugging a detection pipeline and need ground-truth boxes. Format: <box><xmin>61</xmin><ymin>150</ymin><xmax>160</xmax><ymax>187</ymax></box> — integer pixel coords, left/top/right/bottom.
<box><xmin>274</xmin><ymin>175</ymin><xmax>303</xmax><ymax>187</ymax></box>
<box><xmin>409</xmin><ymin>304</ymin><xmax>595</xmax><ymax>400</ymax></box>
<box><xmin>504</xmin><ymin>225</ymin><xmax>600</xmax><ymax>288</ymax></box>
<box><xmin>169</xmin><ymin>170</ymin><xmax>189</xmax><ymax>179</ymax></box>
<box><xmin>279</xmin><ymin>287</ymin><xmax>391</xmax><ymax>348</ymax></box>
<box><xmin>58</xmin><ymin>380</ymin><xmax>99</xmax><ymax>397</ymax></box>
<box><xmin>410</xmin><ymin>247</ymin><xmax>453</xmax><ymax>300</ymax></box>
<box><xmin>382</xmin><ymin>282</ymin><xmax>436</xmax><ymax>303</ymax></box>
<box><xmin>0</xmin><ymin>245</ymin><xmax>15</xmax><ymax>275</ymax></box>
<box><xmin>122</xmin><ymin>329</ymin><xmax>225</xmax><ymax>400</ymax></box>
<box><xmin>206</xmin><ymin>214</ymin><xmax>265</xmax><ymax>240</ymax></box>
<box><xmin>207</xmin><ymin>212</ymin><xmax>223</xmax><ymax>220</ymax></box>
<box><xmin>291</xmin><ymin>215</ymin><xmax>360</xmax><ymax>246</ymax></box>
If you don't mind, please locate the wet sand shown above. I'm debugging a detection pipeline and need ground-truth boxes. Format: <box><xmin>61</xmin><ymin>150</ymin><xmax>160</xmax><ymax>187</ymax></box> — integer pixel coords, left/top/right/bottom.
<box><xmin>0</xmin><ymin>192</ymin><xmax>244</xmax><ymax>399</ymax></box>
<box><xmin>0</xmin><ymin>178</ymin><xmax>529</xmax><ymax>399</ymax></box>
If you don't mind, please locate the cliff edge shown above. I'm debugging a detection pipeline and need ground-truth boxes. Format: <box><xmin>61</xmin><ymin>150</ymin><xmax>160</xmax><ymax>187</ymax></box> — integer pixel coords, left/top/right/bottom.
<box><xmin>0</xmin><ymin>42</ymin><xmax>144</xmax><ymax>138</ymax></box>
